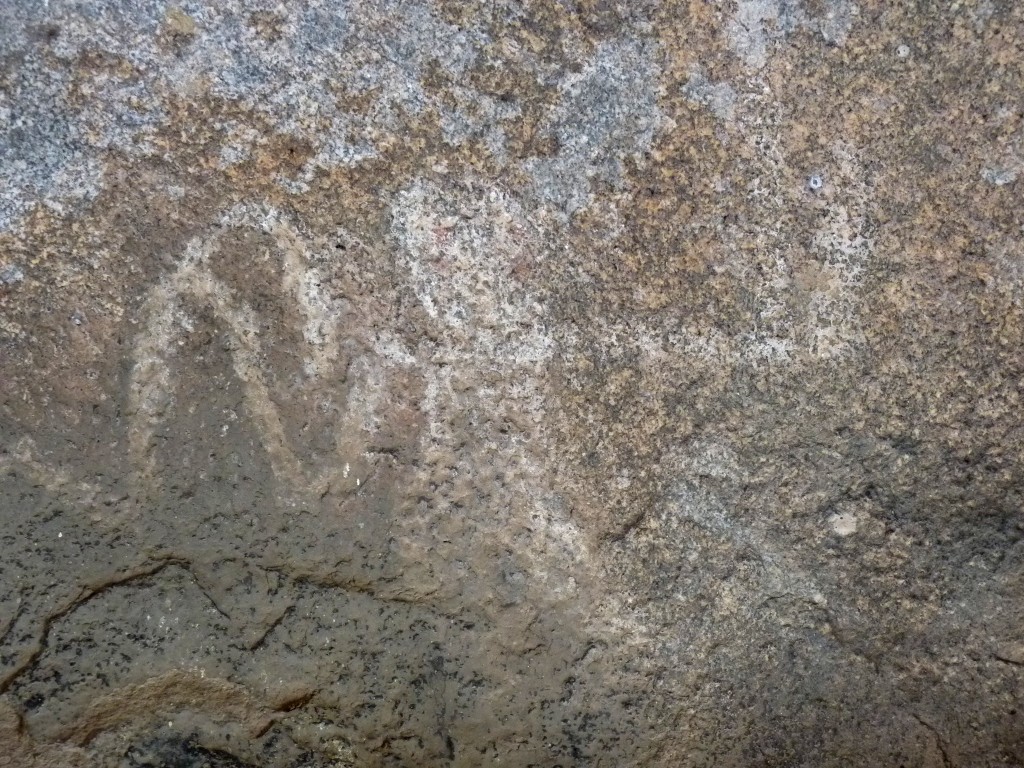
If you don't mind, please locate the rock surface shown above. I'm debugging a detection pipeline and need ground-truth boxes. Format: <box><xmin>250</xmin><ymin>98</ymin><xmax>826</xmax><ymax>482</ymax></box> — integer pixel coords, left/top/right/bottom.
<box><xmin>2</xmin><ymin>1</ymin><xmax>1023</xmax><ymax>766</ymax></box>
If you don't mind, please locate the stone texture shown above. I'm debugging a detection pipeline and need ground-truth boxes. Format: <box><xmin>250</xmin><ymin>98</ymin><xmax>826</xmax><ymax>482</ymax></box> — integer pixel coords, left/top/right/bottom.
<box><xmin>1</xmin><ymin>1</ymin><xmax>1023</xmax><ymax>766</ymax></box>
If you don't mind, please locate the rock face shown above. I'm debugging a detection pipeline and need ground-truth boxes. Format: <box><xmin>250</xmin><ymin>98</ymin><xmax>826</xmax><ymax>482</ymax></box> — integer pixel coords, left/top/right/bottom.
<box><xmin>1</xmin><ymin>1</ymin><xmax>1023</xmax><ymax>766</ymax></box>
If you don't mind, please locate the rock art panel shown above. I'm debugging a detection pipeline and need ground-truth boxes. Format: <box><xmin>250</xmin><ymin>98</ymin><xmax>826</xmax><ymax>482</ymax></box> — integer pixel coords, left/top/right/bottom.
<box><xmin>2</xmin><ymin>0</ymin><xmax>1024</xmax><ymax>766</ymax></box>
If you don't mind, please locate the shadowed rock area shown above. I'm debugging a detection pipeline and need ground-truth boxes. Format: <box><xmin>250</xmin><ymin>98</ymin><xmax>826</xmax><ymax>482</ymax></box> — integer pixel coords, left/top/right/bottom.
<box><xmin>1</xmin><ymin>1</ymin><xmax>1023</xmax><ymax>765</ymax></box>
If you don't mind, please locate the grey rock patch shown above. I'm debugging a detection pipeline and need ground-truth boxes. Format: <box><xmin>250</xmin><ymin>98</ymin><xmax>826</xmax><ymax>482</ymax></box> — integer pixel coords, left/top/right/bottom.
<box><xmin>0</xmin><ymin>60</ymin><xmax>109</xmax><ymax>232</ymax></box>
<box><xmin>727</xmin><ymin>0</ymin><xmax>857</xmax><ymax>69</ymax></box>
<box><xmin>0</xmin><ymin>0</ymin><xmax>491</xmax><ymax>231</ymax></box>
<box><xmin>0</xmin><ymin>264</ymin><xmax>25</xmax><ymax>285</ymax></box>
<box><xmin>682</xmin><ymin>72</ymin><xmax>737</xmax><ymax>122</ymax></box>
<box><xmin>982</xmin><ymin>165</ymin><xmax>1019</xmax><ymax>186</ymax></box>
<box><xmin>439</xmin><ymin>91</ymin><xmax>522</xmax><ymax>156</ymax></box>
<box><xmin>523</xmin><ymin>38</ymin><xmax>666</xmax><ymax>216</ymax></box>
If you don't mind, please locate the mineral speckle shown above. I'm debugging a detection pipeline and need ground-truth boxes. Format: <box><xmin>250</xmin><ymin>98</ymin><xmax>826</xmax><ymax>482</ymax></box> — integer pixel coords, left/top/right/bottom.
<box><xmin>2</xmin><ymin>0</ymin><xmax>1023</xmax><ymax>766</ymax></box>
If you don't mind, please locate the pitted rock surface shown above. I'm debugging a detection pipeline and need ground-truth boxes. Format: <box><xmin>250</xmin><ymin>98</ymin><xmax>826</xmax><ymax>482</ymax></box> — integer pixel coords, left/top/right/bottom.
<box><xmin>2</xmin><ymin>1</ymin><xmax>1023</xmax><ymax>766</ymax></box>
